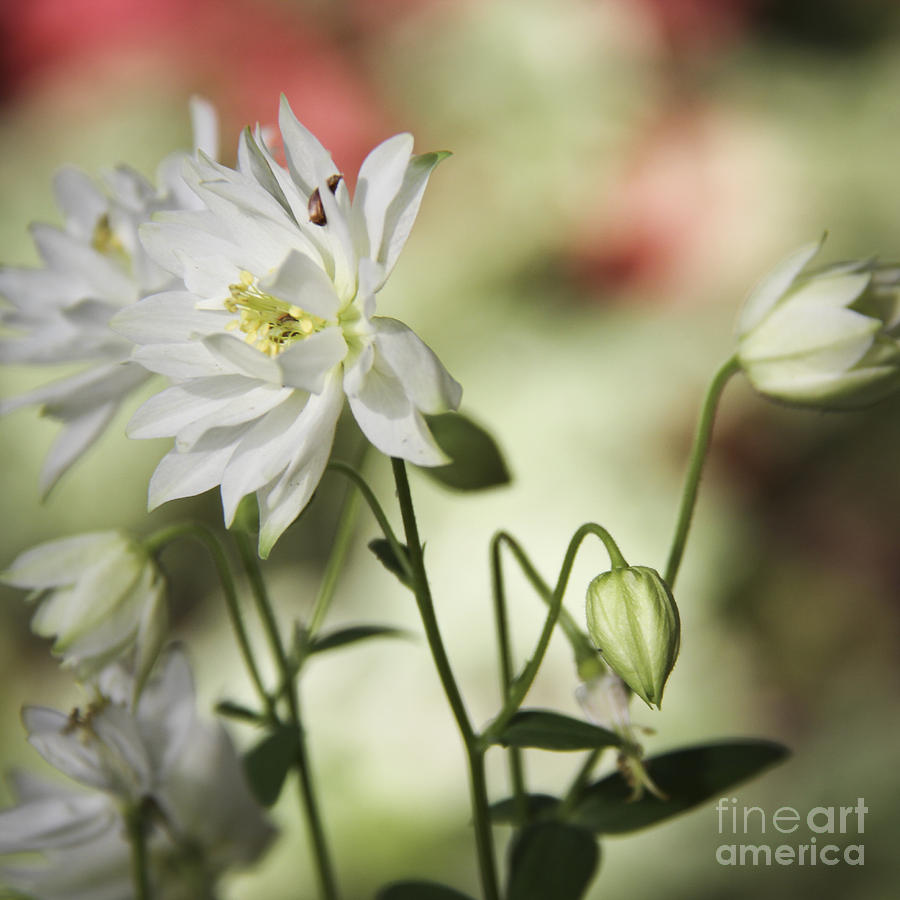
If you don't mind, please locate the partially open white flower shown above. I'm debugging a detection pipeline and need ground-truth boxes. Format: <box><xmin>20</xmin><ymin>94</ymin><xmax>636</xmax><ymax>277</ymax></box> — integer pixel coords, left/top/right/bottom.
<box><xmin>114</xmin><ymin>97</ymin><xmax>461</xmax><ymax>556</ymax></box>
<box><xmin>737</xmin><ymin>237</ymin><xmax>900</xmax><ymax>409</ymax></box>
<box><xmin>0</xmin><ymin>99</ymin><xmax>218</xmax><ymax>493</ymax></box>
<box><xmin>0</xmin><ymin>647</ymin><xmax>274</xmax><ymax>899</ymax></box>
<box><xmin>1</xmin><ymin>531</ymin><xmax>167</xmax><ymax>696</ymax></box>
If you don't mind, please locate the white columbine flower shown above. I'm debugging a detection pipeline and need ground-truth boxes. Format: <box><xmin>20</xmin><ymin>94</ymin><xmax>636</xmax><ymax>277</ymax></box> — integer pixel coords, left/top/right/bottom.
<box><xmin>0</xmin><ymin>647</ymin><xmax>275</xmax><ymax>899</ymax></box>
<box><xmin>0</xmin><ymin>99</ymin><xmax>218</xmax><ymax>493</ymax></box>
<box><xmin>737</xmin><ymin>237</ymin><xmax>900</xmax><ymax>409</ymax></box>
<box><xmin>1</xmin><ymin>531</ymin><xmax>167</xmax><ymax>697</ymax></box>
<box><xmin>113</xmin><ymin>96</ymin><xmax>461</xmax><ymax>556</ymax></box>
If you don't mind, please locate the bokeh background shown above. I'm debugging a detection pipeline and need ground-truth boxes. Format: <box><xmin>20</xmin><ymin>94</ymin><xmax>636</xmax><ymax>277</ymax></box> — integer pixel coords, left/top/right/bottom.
<box><xmin>1</xmin><ymin>0</ymin><xmax>899</xmax><ymax>897</ymax></box>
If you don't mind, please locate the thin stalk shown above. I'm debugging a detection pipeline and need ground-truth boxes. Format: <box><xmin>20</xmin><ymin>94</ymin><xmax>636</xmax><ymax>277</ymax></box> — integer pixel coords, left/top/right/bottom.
<box><xmin>308</xmin><ymin>482</ymin><xmax>362</xmax><ymax>640</ymax></box>
<box><xmin>489</xmin><ymin>534</ymin><xmax>527</xmax><ymax>820</ymax></box>
<box><xmin>326</xmin><ymin>460</ymin><xmax>411</xmax><ymax>581</ymax></box>
<box><xmin>491</xmin><ymin>531</ymin><xmax>596</xmax><ymax>671</ymax></box>
<box><xmin>482</xmin><ymin>523</ymin><xmax>627</xmax><ymax>744</ymax></box>
<box><xmin>558</xmin><ymin>748</ymin><xmax>603</xmax><ymax>817</ymax></box>
<box><xmin>664</xmin><ymin>355</ymin><xmax>739</xmax><ymax>589</ymax></box>
<box><xmin>144</xmin><ymin>521</ymin><xmax>273</xmax><ymax>721</ymax></box>
<box><xmin>125</xmin><ymin>802</ymin><xmax>151</xmax><ymax>900</ymax></box>
<box><xmin>234</xmin><ymin>532</ymin><xmax>339</xmax><ymax>900</ymax></box>
<box><xmin>390</xmin><ymin>458</ymin><xmax>500</xmax><ymax>900</ymax></box>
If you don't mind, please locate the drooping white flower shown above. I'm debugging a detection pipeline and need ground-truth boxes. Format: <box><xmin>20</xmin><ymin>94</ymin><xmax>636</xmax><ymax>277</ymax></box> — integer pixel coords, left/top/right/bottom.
<box><xmin>1</xmin><ymin>531</ymin><xmax>167</xmax><ymax>697</ymax></box>
<box><xmin>0</xmin><ymin>647</ymin><xmax>275</xmax><ymax>899</ymax></box>
<box><xmin>737</xmin><ymin>237</ymin><xmax>900</xmax><ymax>409</ymax></box>
<box><xmin>0</xmin><ymin>98</ymin><xmax>219</xmax><ymax>493</ymax></box>
<box><xmin>113</xmin><ymin>96</ymin><xmax>461</xmax><ymax>557</ymax></box>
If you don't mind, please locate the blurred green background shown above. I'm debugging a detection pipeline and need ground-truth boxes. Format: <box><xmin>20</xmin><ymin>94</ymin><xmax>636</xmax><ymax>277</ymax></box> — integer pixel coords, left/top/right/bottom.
<box><xmin>1</xmin><ymin>0</ymin><xmax>899</xmax><ymax>897</ymax></box>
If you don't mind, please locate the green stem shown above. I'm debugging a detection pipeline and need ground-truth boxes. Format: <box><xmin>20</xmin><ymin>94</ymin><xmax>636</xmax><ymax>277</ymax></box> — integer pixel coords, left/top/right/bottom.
<box><xmin>125</xmin><ymin>801</ymin><xmax>151</xmax><ymax>900</ymax></box>
<box><xmin>308</xmin><ymin>481</ymin><xmax>362</xmax><ymax>641</ymax></box>
<box><xmin>390</xmin><ymin>458</ymin><xmax>500</xmax><ymax>900</ymax></box>
<box><xmin>491</xmin><ymin>531</ymin><xmax>597</xmax><ymax>673</ymax></box>
<box><xmin>664</xmin><ymin>355</ymin><xmax>739</xmax><ymax>589</ymax></box>
<box><xmin>489</xmin><ymin>535</ymin><xmax>527</xmax><ymax>820</ymax></box>
<box><xmin>482</xmin><ymin>523</ymin><xmax>626</xmax><ymax>744</ymax></box>
<box><xmin>234</xmin><ymin>532</ymin><xmax>339</xmax><ymax>900</ymax></box>
<box><xmin>558</xmin><ymin>748</ymin><xmax>603</xmax><ymax>817</ymax></box>
<box><xmin>327</xmin><ymin>460</ymin><xmax>411</xmax><ymax>581</ymax></box>
<box><xmin>144</xmin><ymin>522</ymin><xmax>273</xmax><ymax>721</ymax></box>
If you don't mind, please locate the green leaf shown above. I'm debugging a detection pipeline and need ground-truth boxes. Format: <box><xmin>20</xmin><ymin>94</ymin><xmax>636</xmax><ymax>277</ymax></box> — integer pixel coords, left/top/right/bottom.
<box><xmin>368</xmin><ymin>538</ymin><xmax>413</xmax><ymax>588</ymax></box>
<box><xmin>375</xmin><ymin>881</ymin><xmax>476</xmax><ymax>900</ymax></box>
<box><xmin>488</xmin><ymin>710</ymin><xmax>623</xmax><ymax>752</ymax></box>
<box><xmin>419</xmin><ymin>412</ymin><xmax>510</xmax><ymax>491</ymax></box>
<box><xmin>243</xmin><ymin>725</ymin><xmax>297</xmax><ymax>807</ymax></box>
<box><xmin>215</xmin><ymin>699</ymin><xmax>265</xmax><ymax>725</ymax></box>
<box><xmin>571</xmin><ymin>739</ymin><xmax>789</xmax><ymax>834</ymax></box>
<box><xmin>489</xmin><ymin>793</ymin><xmax>559</xmax><ymax>825</ymax></box>
<box><xmin>308</xmin><ymin>625</ymin><xmax>410</xmax><ymax>655</ymax></box>
<box><xmin>507</xmin><ymin>822</ymin><xmax>599</xmax><ymax>900</ymax></box>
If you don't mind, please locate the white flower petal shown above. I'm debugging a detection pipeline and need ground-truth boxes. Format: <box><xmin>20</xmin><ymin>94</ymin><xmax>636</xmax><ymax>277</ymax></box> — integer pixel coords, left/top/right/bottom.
<box><xmin>372</xmin><ymin>316</ymin><xmax>462</xmax><ymax>413</ymax></box>
<box><xmin>147</xmin><ymin>434</ymin><xmax>245</xmax><ymax>509</ymax></box>
<box><xmin>259</xmin><ymin>248</ymin><xmax>341</xmax><ymax>320</ymax></box>
<box><xmin>52</xmin><ymin>167</ymin><xmax>107</xmax><ymax>241</ymax></box>
<box><xmin>256</xmin><ymin>372</ymin><xmax>344</xmax><ymax>556</ymax></box>
<box><xmin>128</xmin><ymin>374</ymin><xmax>274</xmax><ymax>439</ymax></box>
<box><xmin>278</xmin><ymin>95</ymin><xmax>337</xmax><ymax>196</ymax></box>
<box><xmin>276</xmin><ymin>327</ymin><xmax>347</xmax><ymax>392</ymax></box>
<box><xmin>2</xmin><ymin>532</ymin><xmax>122</xmax><ymax>590</ymax></box>
<box><xmin>112</xmin><ymin>290</ymin><xmax>231</xmax><ymax>344</ymax></box>
<box><xmin>132</xmin><ymin>341</ymin><xmax>228</xmax><ymax>379</ymax></box>
<box><xmin>352</xmin><ymin>133</ymin><xmax>414</xmax><ymax>261</ymax></box>
<box><xmin>203</xmin><ymin>333</ymin><xmax>281</xmax><ymax>382</ymax></box>
<box><xmin>39</xmin><ymin>401</ymin><xmax>119</xmax><ymax>496</ymax></box>
<box><xmin>220</xmin><ymin>392</ymin><xmax>314</xmax><ymax>524</ymax></box>
<box><xmin>190</xmin><ymin>95</ymin><xmax>219</xmax><ymax>159</ymax></box>
<box><xmin>379</xmin><ymin>150</ymin><xmax>449</xmax><ymax>279</ymax></box>
<box><xmin>30</xmin><ymin>224</ymin><xmax>135</xmax><ymax>304</ymax></box>
<box><xmin>347</xmin><ymin>356</ymin><xmax>448</xmax><ymax>466</ymax></box>
<box><xmin>0</xmin><ymin>793</ymin><xmax>115</xmax><ymax>853</ymax></box>
<box><xmin>737</xmin><ymin>238</ymin><xmax>823</xmax><ymax>336</ymax></box>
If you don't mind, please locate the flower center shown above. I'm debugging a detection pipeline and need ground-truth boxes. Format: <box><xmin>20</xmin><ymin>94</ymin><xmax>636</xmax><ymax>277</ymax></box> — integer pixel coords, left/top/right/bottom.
<box><xmin>91</xmin><ymin>213</ymin><xmax>130</xmax><ymax>267</ymax></box>
<box><xmin>225</xmin><ymin>271</ymin><xmax>327</xmax><ymax>358</ymax></box>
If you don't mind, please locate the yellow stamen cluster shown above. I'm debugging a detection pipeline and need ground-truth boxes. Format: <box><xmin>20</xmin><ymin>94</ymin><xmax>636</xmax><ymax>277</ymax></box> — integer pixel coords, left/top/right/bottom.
<box><xmin>225</xmin><ymin>271</ymin><xmax>326</xmax><ymax>358</ymax></box>
<box><xmin>91</xmin><ymin>214</ymin><xmax>129</xmax><ymax>267</ymax></box>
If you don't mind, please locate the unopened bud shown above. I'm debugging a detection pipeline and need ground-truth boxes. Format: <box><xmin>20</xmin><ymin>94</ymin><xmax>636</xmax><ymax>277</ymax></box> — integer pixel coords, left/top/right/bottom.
<box><xmin>585</xmin><ymin>566</ymin><xmax>680</xmax><ymax>710</ymax></box>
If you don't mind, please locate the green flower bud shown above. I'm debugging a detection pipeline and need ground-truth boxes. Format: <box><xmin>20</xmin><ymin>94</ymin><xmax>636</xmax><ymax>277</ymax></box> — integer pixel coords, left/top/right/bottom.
<box><xmin>737</xmin><ymin>237</ymin><xmax>900</xmax><ymax>410</ymax></box>
<box><xmin>585</xmin><ymin>566</ymin><xmax>680</xmax><ymax>710</ymax></box>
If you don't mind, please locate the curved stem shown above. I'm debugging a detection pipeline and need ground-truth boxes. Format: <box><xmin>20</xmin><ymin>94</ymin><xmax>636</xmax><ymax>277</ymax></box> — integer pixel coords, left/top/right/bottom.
<box><xmin>489</xmin><ymin>535</ymin><xmax>527</xmax><ymax>819</ymax></box>
<box><xmin>664</xmin><ymin>355</ymin><xmax>739</xmax><ymax>589</ymax></box>
<box><xmin>143</xmin><ymin>521</ymin><xmax>273</xmax><ymax>721</ymax></box>
<box><xmin>308</xmin><ymin>485</ymin><xmax>361</xmax><ymax>640</ymax></box>
<box><xmin>326</xmin><ymin>460</ymin><xmax>411</xmax><ymax>581</ymax></box>
<box><xmin>482</xmin><ymin>523</ymin><xmax>626</xmax><ymax>744</ymax></box>
<box><xmin>491</xmin><ymin>531</ymin><xmax>597</xmax><ymax>672</ymax></box>
<box><xmin>234</xmin><ymin>532</ymin><xmax>339</xmax><ymax>900</ymax></box>
<box><xmin>390</xmin><ymin>458</ymin><xmax>500</xmax><ymax>900</ymax></box>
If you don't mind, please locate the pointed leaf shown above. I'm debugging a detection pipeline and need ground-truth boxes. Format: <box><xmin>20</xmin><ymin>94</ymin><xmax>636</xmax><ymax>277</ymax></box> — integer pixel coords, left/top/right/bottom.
<box><xmin>571</xmin><ymin>739</ymin><xmax>789</xmax><ymax>834</ymax></box>
<box><xmin>489</xmin><ymin>793</ymin><xmax>559</xmax><ymax>825</ymax></box>
<box><xmin>419</xmin><ymin>412</ymin><xmax>510</xmax><ymax>491</ymax></box>
<box><xmin>243</xmin><ymin>725</ymin><xmax>297</xmax><ymax>807</ymax></box>
<box><xmin>507</xmin><ymin>822</ymin><xmax>599</xmax><ymax>900</ymax></box>
<box><xmin>489</xmin><ymin>710</ymin><xmax>623</xmax><ymax>752</ymax></box>
<box><xmin>215</xmin><ymin>700</ymin><xmax>266</xmax><ymax>725</ymax></box>
<box><xmin>376</xmin><ymin>882</ymin><xmax>476</xmax><ymax>900</ymax></box>
<box><xmin>368</xmin><ymin>538</ymin><xmax>413</xmax><ymax>587</ymax></box>
<box><xmin>308</xmin><ymin>625</ymin><xmax>410</xmax><ymax>655</ymax></box>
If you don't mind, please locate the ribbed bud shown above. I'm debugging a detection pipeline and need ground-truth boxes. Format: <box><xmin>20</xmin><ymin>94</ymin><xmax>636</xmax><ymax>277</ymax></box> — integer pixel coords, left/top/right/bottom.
<box><xmin>585</xmin><ymin>566</ymin><xmax>680</xmax><ymax>710</ymax></box>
